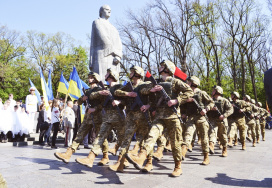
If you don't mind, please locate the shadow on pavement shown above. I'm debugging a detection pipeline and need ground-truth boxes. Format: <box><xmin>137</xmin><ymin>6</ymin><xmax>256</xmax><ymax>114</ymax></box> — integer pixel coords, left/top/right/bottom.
<box><xmin>15</xmin><ymin>157</ymin><xmax>124</xmax><ymax>185</ymax></box>
<box><xmin>205</xmin><ymin>173</ymin><xmax>272</xmax><ymax>187</ymax></box>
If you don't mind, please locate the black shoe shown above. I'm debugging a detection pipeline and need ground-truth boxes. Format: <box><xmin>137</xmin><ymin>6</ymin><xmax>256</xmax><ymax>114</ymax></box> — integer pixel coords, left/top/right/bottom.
<box><xmin>51</xmin><ymin>146</ymin><xmax>59</xmax><ymax>149</ymax></box>
<box><xmin>77</xmin><ymin>147</ymin><xmax>80</xmax><ymax>150</ymax></box>
<box><xmin>84</xmin><ymin>146</ymin><xmax>91</xmax><ymax>149</ymax></box>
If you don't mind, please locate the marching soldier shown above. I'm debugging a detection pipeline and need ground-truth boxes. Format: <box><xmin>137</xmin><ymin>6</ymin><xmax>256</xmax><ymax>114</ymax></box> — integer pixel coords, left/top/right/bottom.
<box><xmin>54</xmin><ymin>72</ymin><xmax>109</xmax><ymax>164</ymax></box>
<box><xmin>108</xmin><ymin>66</ymin><xmax>152</xmax><ymax>173</ymax></box>
<box><xmin>74</xmin><ymin>68</ymin><xmax>127</xmax><ymax>168</ymax></box>
<box><xmin>181</xmin><ymin>76</ymin><xmax>214</xmax><ymax>165</ymax></box>
<box><xmin>207</xmin><ymin>86</ymin><xmax>233</xmax><ymax>157</ymax></box>
<box><xmin>228</xmin><ymin>92</ymin><xmax>250</xmax><ymax>150</ymax></box>
<box><xmin>259</xmin><ymin>102</ymin><xmax>270</xmax><ymax>141</ymax></box>
<box><xmin>126</xmin><ymin>60</ymin><xmax>194</xmax><ymax>177</ymax></box>
<box><xmin>244</xmin><ymin>96</ymin><xmax>258</xmax><ymax>147</ymax></box>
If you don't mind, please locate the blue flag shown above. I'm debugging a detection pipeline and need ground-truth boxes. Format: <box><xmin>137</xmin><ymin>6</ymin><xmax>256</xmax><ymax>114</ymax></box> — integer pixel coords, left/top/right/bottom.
<box><xmin>29</xmin><ymin>78</ymin><xmax>41</xmax><ymax>103</ymax></box>
<box><xmin>48</xmin><ymin>69</ymin><xmax>54</xmax><ymax>100</ymax></box>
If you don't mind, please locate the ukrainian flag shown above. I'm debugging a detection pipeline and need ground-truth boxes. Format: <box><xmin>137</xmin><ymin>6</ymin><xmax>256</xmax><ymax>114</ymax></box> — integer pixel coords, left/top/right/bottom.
<box><xmin>40</xmin><ymin>68</ymin><xmax>50</xmax><ymax>110</ymax></box>
<box><xmin>58</xmin><ymin>72</ymin><xmax>69</xmax><ymax>94</ymax></box>
<box><xmin>68</xmin><ymin>67</ymin><xmax>86</xmax><ymax>122</ymax></box>
<box><xmin>81</xmin><ymin>80</ymin><xmax>90</xmax><ymax>89</ymax></box>
<box><xmin>29</xmin><ymin>78</ymin><xmax>42</xmax><ymax>103</ymax></box>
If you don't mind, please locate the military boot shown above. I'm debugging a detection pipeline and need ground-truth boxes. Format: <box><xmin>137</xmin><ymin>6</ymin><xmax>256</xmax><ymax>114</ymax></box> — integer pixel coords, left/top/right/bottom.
<box><xmin>181</xmin><ymin>145</ymin><xmax>187</xmax><ymax>161</ymax></box>
<box><xmin>262</xmin><ymin>132</ymin><xmax>265</xmax><ymax>141</ymax></box>
<box><xmin>188</xmin><ymin>144</ymin><xmax>193</xmax><ymax>152</ymax></box>
<box><xmin>234</xmin><ymin>137</ymin><xmax>238</xmax><ymax>146</ymax></box>
<box><xmin>252</xmin><ymin>139</ymin><xmax>256</xmax><ymax>147</ymax></box>
<box><xmin>202</xmin><ymin>153</ymin><xmax>210</xmax><ymax>165</ymax></box>
<box><xmin>97</xmin><ymin>152</ymin><xmax>109</xmax><ymax>166</ymax></box>
<box><xmin>54</xmin><ymin>147</ymin><xmax>74</xmax><ymax>163</ymax></box>
<box><xmin>222</xmin><ymin>146</ymin><xmax>227</xmax><ymax>157</ymax></box>
<box><xmin>124</xmin><ymin>158</ymin><xmax>130</xmax><ymax>168</ymax></box>
<box><xmin>164</xmin><ymin>142</ymin><xmax>172</xmax><ymax>152</ymax></box>
<box><xmin>153</xmin><ymin>146</ymin><xmax>164</xmax><ymax>161</ymax></box>
<box><xmin>209</xmin><ymin>142</ymin><xmax>215</xmax><ymax>154</ymax></box>
<box><xmin>108</xmin><ymin>144</ymin><xmax>119</xmax><ymax>156</ymax></box>
<box><xmin>128</xmin><ymin>143</ymin><xmax>140</xmax><ymax>155</ymax></box>
<box><xmin>141</xmin><ymin>156</ymin><xmax>153</xmax><ymax>172</ymax></box>
<box><xmin>242</xmin><ymin>142</ymin><xmax>246</xmax><ymax>150</ymax></box>
<box><xmin>170</xmin><ymin>161</ymin><xmax>182</xmax><ymax>177</ymax></box>
<box><xmin>126</xmin><ymin>149</ymin><xmax>147</xmax><ymax>170</ymax></box>
<box><xmin>75</xmin><ymin>151</ymin><xmax>96</xmax><ymax>168</ymax></box>
<box><xmin>109</xmin><ymin>155</ymin><xmax>125</xmax><ymax>172</ymax></box>
<box><xmin>257</xmin><ymin>138</ymin><xmax>260</xmax><ymax>143</ymax></box>
<box><xmin>228</xmin><ymin>138</ymin><xmax>233</xmax><ymax>147</ymax></box>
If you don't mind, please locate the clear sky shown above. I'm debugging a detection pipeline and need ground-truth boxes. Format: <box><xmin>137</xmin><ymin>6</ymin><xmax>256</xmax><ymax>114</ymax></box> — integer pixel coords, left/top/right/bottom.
<box><xmin>0</xmin><ymin>0</ymin><xmax>270</xmax><ymax>48</ymax></box>
<box><xmin>0</xmin><ymin>0</ymin><xmax>150</xmax><ymax>47</ymax></box>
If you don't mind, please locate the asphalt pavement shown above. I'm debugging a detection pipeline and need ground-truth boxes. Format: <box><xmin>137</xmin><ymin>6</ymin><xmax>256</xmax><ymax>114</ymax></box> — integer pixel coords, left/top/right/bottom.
<box><xmin>1</xmin><ymin>130</ymin><xmax>272</xmax><ymax>188</ymax></box>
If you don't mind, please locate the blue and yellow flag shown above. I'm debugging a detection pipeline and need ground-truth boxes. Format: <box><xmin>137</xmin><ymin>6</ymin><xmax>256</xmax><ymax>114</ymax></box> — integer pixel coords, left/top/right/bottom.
<box><xmin>29</xmin><ymin>78</ymin><xmax>42</xmax><ymax>103</ymax></box>
<box><xmin>40</xmin><ymin>68</ymin><xmax>50</xmax><ymax>110</ymax></box>
<box><xmin>58</xmin><ymin>72</ymin><xmax>69</xmax><ymax>94</ymax></box>
<box><xmin>68</xmin><ymin>67</ymin><xmax>86</xmax><ymax>122</ymax></box>
<box><xmin>81</xmin><ymin>80</ymin><xmax>90</xmax><ymax>90</ymax></box>
<box><xmin>48</xmin><ymin>69</ymin><xmax>54</xmax><ymax>100</ymax></box>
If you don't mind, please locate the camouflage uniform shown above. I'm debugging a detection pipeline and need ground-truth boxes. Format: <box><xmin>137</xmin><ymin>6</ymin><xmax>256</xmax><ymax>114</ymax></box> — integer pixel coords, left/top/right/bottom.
<box><xmin>116</xmin><ymin>80</ymin><xmax>152</xmax><ymax>157</ymax></box>
<box><xmin>255</xmin><ymin>106</ymin><xmax>262</xmax><ymax>142</ymax></box>
<box><xmin>89</xmin><ymin>84</ymin><xmax>126</xmax><ymax>155</ymax></box>
<box><xmin>141</xmin><ymin>77</ymin><xmax>193</xmax><ymax>162</ymax></box>
<box><xmin>207</xmin><ymin>96</ymin><xmax>233</xmax><ymax>147</ymax></box>
<box><xmin>183</xmin><ymin>88</ymin><xmax>214</xmax><ymax>154</ymax></box>
<box><xmin>70</xmin><ymin>86</ymin><xmax>108</xmax><ymax>153</ymax></box>
<box><xmin>228</xmin><ymin>99</ymin><xmax>250</xmax><ymax>147</ymax></box>
<box><xmin>245</xmin><ymin>102</ymin><xmax>258</xmax><ymax>145</ymax></box>
<box><xmin>260</xmin><ymin>108</ymin><xmax>270</xmax><ymax>140</ymax></box>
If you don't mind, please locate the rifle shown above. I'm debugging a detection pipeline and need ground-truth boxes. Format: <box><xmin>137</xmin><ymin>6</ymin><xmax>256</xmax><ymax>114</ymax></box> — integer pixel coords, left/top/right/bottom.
<box><xmin>126</xmin><ymin>82</ymin><xmax>152</xmax><ymax>127</ymax></box>
<box><xmin>232</xmin><ymin>103</ymin><xmax>250</xmax><ymax>120</ymax></box>
<box><xmin>82</xmin><ymin>88</ymin><xmax>95</xmax><ymax>128</ymax></box>
<box><xmin>212</xmin><ymin>103</ymin><xmax>226</xmax><ymax>126</ymax></box>
<box><xmin>192</xmin><ymin>98</ymin><xmax>214</xmax><ymax>129</ymax></box>
<box><xmin>148</xmin><ymin>75</ymin><xmax>184</xmax><ymax>124</ymax></box>
<box><xmin>98</xmin><ymin>81</ymin><xmax>125</xmax><ymax>119</ymax></box>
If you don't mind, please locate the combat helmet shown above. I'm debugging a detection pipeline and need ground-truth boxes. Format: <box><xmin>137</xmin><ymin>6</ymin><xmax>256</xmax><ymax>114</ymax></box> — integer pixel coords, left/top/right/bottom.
<box><xmin>130</xmin><ymin>65</ymin><xmax>144</xmax><ymax>78</ymax></box>
<box><xmin>213</xmin><ymin>85</ymin><xmax>223</xmax><ymax>95</ymax></box>
<box><xmin>245</xmin><ymin>95</ymin><xmax>251</xmax><ymax>101</ymax></box>
<box><xmin>251</xmin><ymin>99</ymin><xmax>255</xmax><ymax>104</ymax></box>
<box><xmin>232</xmin><ymin>91</ymin><xmax>240</xmax><ymax>99</ymax></box>
<box><xmin>188</xmin><ymin>76</ymin><xmax>200</xmax><ymax>86</ymax></box>
<box><xmin>106</xmin><ymin>68</ymin><xmax>119</xmax><ymax>82</ymax></box>
<box><xmin>88</xmin><ymin>71</ymin><xmax>101</xmax><ymax>82</ymax></box>
<box><xmin>258</xmin><ymin>102</ymin><xmax>262</xmax><ymax>107</ymax></box>
<box><xmin>160</xmin><ymin>60</ymin><xmax>176</xmax><ymax>75</ymax></box>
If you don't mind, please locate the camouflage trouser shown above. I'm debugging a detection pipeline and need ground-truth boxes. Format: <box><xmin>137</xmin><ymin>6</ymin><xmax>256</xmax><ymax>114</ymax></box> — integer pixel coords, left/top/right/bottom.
<box><xmin>92</xmin><ymin>111</ymin><xmax>125</xmax><ymax>155</ymax></box>
<box><xmin>255</xmin><ymin>119</ymin><xmax>260</xmax><ymax>140</ymax></box>
<box><xmin>156</xmin><ymin>128</ymin><xmax>169</xmax><ymax>148</ymax></box>
<box><xmin>209</xmin><ymin>119</ymin><xmax>228</xmax><ymax>147</ymax></box>
<box><xmin>184</xmin><ymin>115</ymin><xmax>209</xmax><ymax>153</ymax></box>
<box><xmin>144</xmin><ymin>118</ymin><xmax>183</xmax><ymax>162</ymax></box>
<box><xmin>0</xmin><ymin>173</ymin><xmax>7</xmax><ymax>188</ymax></box>
<box><xmin>70</xmin><ymin>113</ymin><xmax>108</xmax><ymax>153</ymax></box>
<box><xmin>260</xmin><ymin>120</ymin><xmax>266</xmax><ymax>139</ymax></box>
<box><xmin>229</xmin><ymin>117</ymin><xmax>246</xmax><ymax>143</ymax></box>
<box><xmin>246</xmin><ymin>119</ymin><xmax>256</xmax><ymax>141</ymax></box>
<box><xmin>118</xmin><ymin>111</ymin><xmax>149</xmax><ymax>156</ymax></box>
<box><xmin>227</xmin><ymin>120</ymin><xmax>237</xmax><ymax>140</ymax></box>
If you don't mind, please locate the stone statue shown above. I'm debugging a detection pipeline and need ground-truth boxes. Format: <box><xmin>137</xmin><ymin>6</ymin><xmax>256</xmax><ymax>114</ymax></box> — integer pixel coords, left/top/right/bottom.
<box><xmin>89</xmin><ymin>5</ymin><xmax>123</xmax><ymax>81</ymax></box>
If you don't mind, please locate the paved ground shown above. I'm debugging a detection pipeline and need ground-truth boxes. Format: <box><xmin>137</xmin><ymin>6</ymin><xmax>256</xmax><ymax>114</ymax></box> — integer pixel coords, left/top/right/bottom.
<box><xmin>1</xmin><ymin>130</ymin><xmax>272</xmax><ymax>188</ymax></box>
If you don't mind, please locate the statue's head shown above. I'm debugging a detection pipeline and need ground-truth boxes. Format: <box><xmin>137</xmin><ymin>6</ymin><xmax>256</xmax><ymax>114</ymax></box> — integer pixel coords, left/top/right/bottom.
<box><xmin>99</xmin><ymin>5</ymin><xmax>111</xmax><ymax>19</ymax></box>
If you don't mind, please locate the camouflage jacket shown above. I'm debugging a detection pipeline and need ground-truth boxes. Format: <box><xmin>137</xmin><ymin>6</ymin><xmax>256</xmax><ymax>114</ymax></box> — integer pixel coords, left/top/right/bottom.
<box><xmin>207</xmin><ymin>96</ymin><xmax>233</xmax><ymax>120</ymax></box>
<box><xmin>229</xmin><ymin>99</ymin><xmax>250</xmax><ymax>119</ymax></box>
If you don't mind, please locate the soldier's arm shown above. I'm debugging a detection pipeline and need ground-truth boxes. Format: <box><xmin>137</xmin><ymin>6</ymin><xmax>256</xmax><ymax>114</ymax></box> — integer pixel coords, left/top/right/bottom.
<box><xmin>241</xmin><ymin>100</ymin><xmax>250</xmax><ymax>112</ymax></box>
<box><xmin>114</xmin><ymin>89</ymin><xmax>128</xmax><ymax>97</ymax></box>
<box><xmin>89</xmin><ymin>91</ymin><xmax>103</xmax><ymax>100</ymax></box>
<box><xmin>202</xmin><ymin>91</ymin><xmax>214</xmax><ymax>111</ymax></box>
<box><xmin>77</xmin><ymin>96</ymin><xmax>84</xmax><ymax>106</ymax></box>
<box><xmin>175</xmin><ymin>79</ymin><xmax>194</xmax><ymax>105</ymax></box>
<box><xmin>140</xmin><ymin>82</ymin><xmax>153</xmax><ymax>95</ymax></box>
<box><xmin>223</xmin><ymin>99</ymin><xmax>234</xmax><ymax>118</ymax></box>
